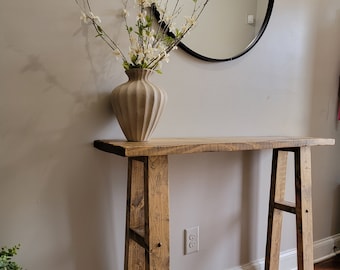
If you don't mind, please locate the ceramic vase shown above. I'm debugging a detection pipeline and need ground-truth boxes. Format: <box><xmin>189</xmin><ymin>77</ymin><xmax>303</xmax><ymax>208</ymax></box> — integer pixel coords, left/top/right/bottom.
<box><xmin>110</xmin><ymin>68</ymin><xmax>167</xmax><ymax>142</ymax></box>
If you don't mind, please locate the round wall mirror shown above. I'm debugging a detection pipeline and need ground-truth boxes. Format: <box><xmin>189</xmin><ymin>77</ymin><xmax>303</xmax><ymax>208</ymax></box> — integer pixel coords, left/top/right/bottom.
<box><xmin>155</xmin><ymin>0</ymin><xmax>274</xmax><ymax>62</ymax></box>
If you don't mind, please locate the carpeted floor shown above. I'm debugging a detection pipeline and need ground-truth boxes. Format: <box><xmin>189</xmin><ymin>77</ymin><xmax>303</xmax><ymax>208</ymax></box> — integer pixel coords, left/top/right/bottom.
<box><xmin>314</xmin><ymin>254</ymin><xmax>340</xmax><ymax>269</ymax></box>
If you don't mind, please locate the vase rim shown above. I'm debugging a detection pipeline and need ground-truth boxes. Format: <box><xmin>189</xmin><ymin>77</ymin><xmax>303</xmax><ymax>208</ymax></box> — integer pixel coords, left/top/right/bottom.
<box><xmin>125</xmin><ymin>68</ymin><xmax>155</xmax><ymax>73</ymax></box>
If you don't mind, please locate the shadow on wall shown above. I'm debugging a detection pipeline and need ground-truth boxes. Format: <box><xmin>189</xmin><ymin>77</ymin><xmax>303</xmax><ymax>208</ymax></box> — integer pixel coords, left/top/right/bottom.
<box><xmin>41</xmin><ymin>98</ymin><xmax>127</xmax><ymax>270</ymax></box>
<box><xmin>9</xmin><ymin>51</ymin><xmax>128</xmax><ymax>269</ymax></box>
<box><xmin>33</xmin><ymin>97</ymin><xmax>128</xmax><ymax>270</ymax></box>
<box><xmin>240</xmin><ymin>151</ymin><xmax>261</xmax><ymax>264</ymax></box>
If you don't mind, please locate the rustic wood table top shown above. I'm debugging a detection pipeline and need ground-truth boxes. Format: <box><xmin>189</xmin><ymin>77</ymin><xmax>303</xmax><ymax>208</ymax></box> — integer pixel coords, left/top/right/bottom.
<box><xmin>94</xmin><ymin>136</ymin><xmax>335</xmax><ymax>157</ymax></box>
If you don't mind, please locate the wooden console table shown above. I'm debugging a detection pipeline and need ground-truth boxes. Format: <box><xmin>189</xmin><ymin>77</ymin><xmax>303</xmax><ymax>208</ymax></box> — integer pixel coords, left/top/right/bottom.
<box><xmin>93</xmin><ymin>137</ymin><xmax>335</xmax><ymax>270</ymax></box>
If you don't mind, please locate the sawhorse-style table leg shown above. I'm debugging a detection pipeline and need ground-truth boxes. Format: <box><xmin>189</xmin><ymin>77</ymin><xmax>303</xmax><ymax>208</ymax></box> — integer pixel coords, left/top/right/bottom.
<box><xmin>124</xmin><ymin>156</ymin><xmax>170</xmax><ymax>270</ymax></box>
<box><xmin>265</xmin><ymin>146</ymin><xmax>314</xmax><ymax>270</ymax></box>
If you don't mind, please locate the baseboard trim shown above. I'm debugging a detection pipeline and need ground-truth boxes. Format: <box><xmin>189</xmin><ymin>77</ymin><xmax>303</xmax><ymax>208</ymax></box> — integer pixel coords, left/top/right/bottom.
<box><xmin>227</xmin><ymin>233</ymin><xmax>340</xmax><ymax>270</ymax></box>
<box><xmin>314</xmin><ymin>233</ymin><xmax>340</xmax><ymax>263</ymax></box>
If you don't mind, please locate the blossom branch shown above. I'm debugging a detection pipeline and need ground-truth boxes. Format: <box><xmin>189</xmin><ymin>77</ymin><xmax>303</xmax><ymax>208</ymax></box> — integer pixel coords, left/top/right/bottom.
<box><xmin>75</xmin><ymin>0</ymin><xmax>209</xmax><ymax>72</ymax></box>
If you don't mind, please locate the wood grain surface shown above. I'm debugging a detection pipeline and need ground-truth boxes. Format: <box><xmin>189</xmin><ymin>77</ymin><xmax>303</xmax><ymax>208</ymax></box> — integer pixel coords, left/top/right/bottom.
<box><xmin>94</xmin><ymin>137</ymin><xmax>335</xmax><ymax>157</ymax></box>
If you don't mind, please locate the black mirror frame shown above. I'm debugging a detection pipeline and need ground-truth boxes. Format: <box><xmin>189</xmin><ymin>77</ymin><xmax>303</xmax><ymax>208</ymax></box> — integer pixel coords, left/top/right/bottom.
<box><xmin>153</xmin><ymin>0</ymin><xmax>274</xmax><ymax>62</ymax></box>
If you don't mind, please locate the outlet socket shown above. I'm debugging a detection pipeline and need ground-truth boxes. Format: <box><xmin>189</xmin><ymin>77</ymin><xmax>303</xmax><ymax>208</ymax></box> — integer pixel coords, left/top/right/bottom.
<box><xmin>184</xmin><ymin>226</ymin><xmax>199</xmax><ymax>255</ymax></box>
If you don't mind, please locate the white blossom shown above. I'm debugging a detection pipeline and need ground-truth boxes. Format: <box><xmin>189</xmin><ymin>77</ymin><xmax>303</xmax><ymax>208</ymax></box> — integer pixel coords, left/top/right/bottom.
<box><xmin>122</xmin><ymin>9</ymin><xmax>129</xmax><ymax>18</ymax></box>
<box><xmin>80</xmin><ymin>11</ymin><xmax>90</xmax><ymax>24</ymax></box>
<box><xmin>137</xmin><ymin>10</ymin><xmax>147</xmax><ymax>23</ymax></box>
<box><xmin>113</xmin><ymin>49</ymin><xmax>121</xmax><ymax>60</ymax></box>
<box><xmin>136</xmin><ymin>0</ymin><xmax>155</xmax><ymax>8</ymax></box>
<box><xmin>163</xmin><ymin>51</ymin><xmax>170</xmax><ymax>63</ymax></box>
<box><xmin>88</xmin><ymin>12</ymin><xmax>101</xmax><ymax>24</ymax></box>
<box><xmin>185</xmin><ymin>16</ymin><xmax>197</xmax><ymax>28</ymax></box>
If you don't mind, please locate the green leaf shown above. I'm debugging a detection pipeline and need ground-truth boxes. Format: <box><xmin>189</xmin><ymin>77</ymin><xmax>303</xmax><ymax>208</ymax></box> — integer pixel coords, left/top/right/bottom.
<box><xmin>130</xmin><ymin>55</ymin><xmax>138</xmax><ymax>65</ymax></box>
<box><xmin>0</xmin><ymin>245</ymin><xmax>22</xmax><ymax>270</ymax></box>
<box><xmin>123</xmin><ymin>61</ymin><xmax>130</xmax><ymax>70</ymax></box>
<box><xmin>97</xmin><ymin>25</ymin><xmax>103</xmax><ymax>34</ymax></box>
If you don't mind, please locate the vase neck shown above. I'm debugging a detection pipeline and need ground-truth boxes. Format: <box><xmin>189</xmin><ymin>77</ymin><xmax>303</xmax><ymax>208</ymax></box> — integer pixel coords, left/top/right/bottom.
<box><xmin>126</xmin><ymin>68</ymin><xmax>153</xmax><ymax>80</ymax></box>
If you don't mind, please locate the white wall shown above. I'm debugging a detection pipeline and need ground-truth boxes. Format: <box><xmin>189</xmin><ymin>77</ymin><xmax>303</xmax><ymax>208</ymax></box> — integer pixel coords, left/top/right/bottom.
<box><xmin>182</xmin><ymin>0</ymin><xmax>258</xmax><ymax>59</ymax></box>
<box><xmin>0</xmin><ymin>0</ymin><xmax>339</xmax><ymax>270</ymax></box>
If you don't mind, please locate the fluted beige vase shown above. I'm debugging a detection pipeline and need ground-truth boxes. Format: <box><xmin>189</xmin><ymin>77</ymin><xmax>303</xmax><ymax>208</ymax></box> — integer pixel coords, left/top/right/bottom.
<box><xmin>111</xmin><ymin>68</ymin><xmax>167</xmax><ymax>142</ymax></box>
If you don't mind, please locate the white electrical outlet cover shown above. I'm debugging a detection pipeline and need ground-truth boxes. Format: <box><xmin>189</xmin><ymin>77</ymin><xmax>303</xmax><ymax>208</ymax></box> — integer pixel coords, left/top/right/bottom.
<box><xmin>184</xmin><ymin>226</ymin><xmax>199</xmax><ymax>255</ymax></box>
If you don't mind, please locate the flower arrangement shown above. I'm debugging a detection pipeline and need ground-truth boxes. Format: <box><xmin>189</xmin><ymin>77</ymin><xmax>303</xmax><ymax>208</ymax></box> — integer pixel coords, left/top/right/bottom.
<box><xmin>75</xmin><ymin>0</ymin><xmax>209</xmax><ymax>73</ymax></box>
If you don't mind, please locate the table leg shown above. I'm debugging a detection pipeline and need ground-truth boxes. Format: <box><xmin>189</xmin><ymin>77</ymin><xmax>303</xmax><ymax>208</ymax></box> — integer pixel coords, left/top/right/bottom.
<box><xmin>295</xmin><ymin>146</ymin><xmax>314</xmax><ymax>269</ymax></box>
<box><xmin>265</xmin><ymin>147</ymin><xmax>314</xmax><ymax>270</ymax></box>
<box><xmin>265</xmin><ymin>149</ymin><xmax>288</xmax><ymax>270</ymax></box>
<box><xmin>125</xmin><ymin>158</ymin><xmax>145</xmax><ymax>270</ymax></box>
<box><xmin>124</xmin><ymin>156</ymin><xmax>170</xmax><ymax>270</ymax></box>
<box><xmin>144</xmin><ymin>155</ymin><xmax>170</xmax><ymax>270</ymax></box>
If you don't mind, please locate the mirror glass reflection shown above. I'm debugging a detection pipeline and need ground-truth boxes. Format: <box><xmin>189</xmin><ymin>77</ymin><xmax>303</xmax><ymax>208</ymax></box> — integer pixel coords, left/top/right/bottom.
<box><xmin>157</xmin><ymin>0</ymin><xmax>273</xmax><ymax>61</ymax></box>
